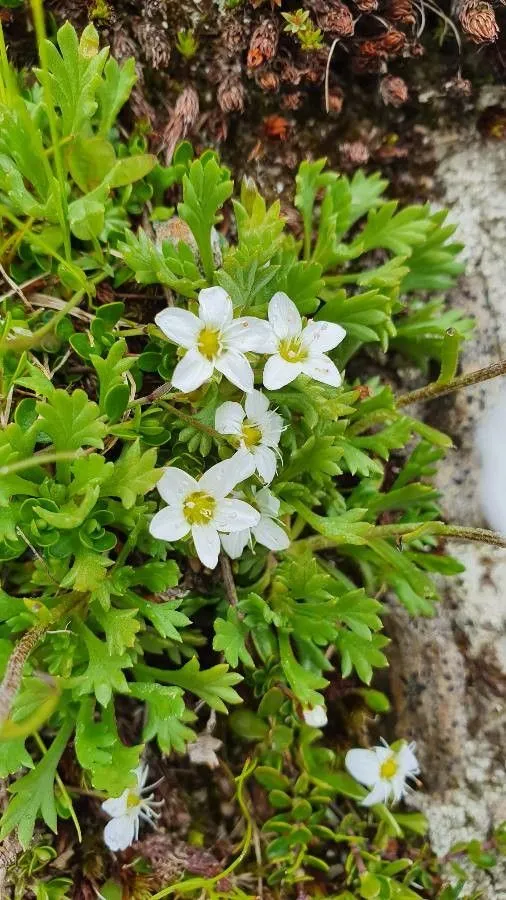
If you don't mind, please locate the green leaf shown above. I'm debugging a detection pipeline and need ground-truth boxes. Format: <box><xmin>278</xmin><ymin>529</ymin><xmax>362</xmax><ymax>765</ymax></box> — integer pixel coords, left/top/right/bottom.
<box><xmin>97</xmin><ymin>56</ymin><xmax>137</xmax><ymax>136</ymax></box>
<box><xmin>0</xmin><ymin>738</ymin><xmax>34</xmax><ymax>778</ymax></box>
<box><xmin>95</xmin><ymin>606</ymin><xmax>141</xmax><ymax>655</ymax></box>
<box><xmin>213</xmin><ymin>609</ymin><xmax>254</xmax><ymax>668</ymax></box>
<box><xmin>75</xmin><ymin>699</ymin><xmax>141</xmax><ymax>793</ymax></box>
<box><xmin>36</xmin><ymin>389</ymin><xmax>107</xmax><ymax>452</ymax></box>
<box><xmin>72</xmin><ymin>621</ymin><xmax>131</xmax><ymax>707</ymax></box>
<box><xmin>356</xmin><ymin>201</ymin><xmax>433</xmax><ymax>258</ymax></box>
<box><xmin>101</xmin><ymin>439</ymin><xmax>159</xmax><ymax>509</ymax></box>
<box><xmin>336</xmin><ymin>630</ymin><xmax>389</xmax><ymax>683</ymax></box>
<box><xmin>137</xmin><ymin>596</ymin><xmax>190</xmax><ymax>641</ymax></box>
<box><xmin>178</xmin><ymin>155</ymin><xmax>233</xmax><ymax>280</ymax></box>
<box><xmin>136</xmin><ymin>657</ymin><xmax>243</xmax><ymax>713</ymax></box>
<box><xmin>37</xmin><ymin>22</ymin><xmax>109</xmax><ymax>137</ymax></box>
<box><xmin>90</xmin><ymin>339</ymin><xmax>135</xmax><ymax>414</ymax></box>
<box><xmin>105</xmin><ymin>154</ymin><xmax>157</xmax><ymax>188</ymax></box>
<box><xmin>119</xmin><ymin>228</ymin><xmax>204</xmax><ymax>297</ymax></box>
<box><xmin>68</xmin><ymin>136</ymin><xmax>116</xmax><ymax>192</ymax></box>
<box><xmin>130</xmin><ymin>683</ymin><xmax>195</xmax><ymax>753</ymax></box>
<box><xmin>0</xmin><ymin>720</ymin><xmax>73</xmax><ymax>848</ymax></box>
<box><xmin>61</xmin><ymin>547</ymin><xmax>113</xmax><ymax>593</ymax></box>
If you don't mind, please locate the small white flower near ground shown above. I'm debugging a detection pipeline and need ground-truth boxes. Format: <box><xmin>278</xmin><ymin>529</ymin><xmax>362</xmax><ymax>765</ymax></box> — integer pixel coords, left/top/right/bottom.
<box><xmin>155</xmin><ymin>286</ymin><xmax>270</xmax><ymax>393</ymax></box>
<box><xmin>187</xmin><ymin>733</ymin><xmax>223</xmax><ymax>769</ymax></box>
<box><xmin>102</xmin><ymin>765</ymin><xmax>162</xmax><ymax>852</ymax></box>
<box><xmin>215</xmin><ymin>390</ymin><xmax>283</xmax><ymax>484</ymax></box>
<box><xmin>259</xmin><ymin>292</ymin><xmax>346</xmax><ymax>390</ymax></box>
<box><xmin>149</xmin><ymin>457</ymin><xmax>260</xmax><ymax>569</ymax></box>
<box><xmin>345</xmin><ymin>740</ymin><xmax>420</xmax><ymax>807</ymax></box>
<box><xmin>303</xmin><ymin>705</ymin><xmax>328</xmax><ymax>728</ymax></box>
<box><xmin>220</xmin><ymin>486</ymin><xmax>289</xmax><ymax>558</ymax></box>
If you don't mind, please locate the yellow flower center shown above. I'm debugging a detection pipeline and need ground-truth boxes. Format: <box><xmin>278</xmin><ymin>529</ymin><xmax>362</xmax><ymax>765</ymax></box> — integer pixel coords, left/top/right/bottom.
<box><xmin>198</xmin><ymin>326</ymin><xmax>221</xmax><ymax>360</ymax></box>
<box><xmin>126</xmin><ymin>791</ymin><xmax>141</xmax><ymax>809</ymax></box>
<box><xmin>278</xmin><ymin>335</ymin><xmax>308</xmax><ymax>363</ymax></box>
<box><xmin>183</xmin><ymin>490</ymin><xmax>216</xmax><ymax>526</ymax></box>
<box><xmin>242</xmin><ymin>421</ymin><xmax>262</xmax><ymax>448</ymax></box>
<box><xmin>379</xmin><ymin>756</ymin><xmax>398</xmax><ymax>780</ymax></box>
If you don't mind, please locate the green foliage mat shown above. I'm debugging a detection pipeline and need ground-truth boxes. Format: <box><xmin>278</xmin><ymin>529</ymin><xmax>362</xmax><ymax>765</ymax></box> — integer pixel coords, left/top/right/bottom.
<box><xmin>0</xmin><ymin>10</ymin><xmax>504</xmax><ymax>899</ymax></box>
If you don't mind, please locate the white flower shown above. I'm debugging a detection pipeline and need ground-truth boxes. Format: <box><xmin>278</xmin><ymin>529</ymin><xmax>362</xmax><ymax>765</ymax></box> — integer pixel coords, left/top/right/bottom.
<box><xmin>149</xmin><ymin>456</ymin><xmax>260</xmax><ymax>569</ymax></box>
<box><xmin>215</xmin><ymin>390</ymin><xmax>283</xmax><ymax>484</ymax></box>
<box><xmin>303</xmin><ymin>705</ymin><xmax>328</xmax><ymax>728</ymax></box>
<box><xmin>102</xmin><ymin>765</ymin><xmax>162</xmax><ymax>852</ymax></box>
<box><xmin>155</xmin><ymin>286</ymin><xmax>271</xmax><ymax>394</ymax></box>
<box><xmin>187</xmin><ymin>733</ymin><xmax>223</xmax><ymax>769</ymax></box>
<box><xmin>259</xmin><ymin>292</ymin><xmax>346</xmax><ymax>390</ymax></box>
<box><xmin>345</xmin><ymin>740</ymin><xmax>420</xmax><ymax>807</ymax></box>
<box><xmin>220</xmin><ymin>486</ymin><xmax>289</xmax><ymax>558</ymax></box>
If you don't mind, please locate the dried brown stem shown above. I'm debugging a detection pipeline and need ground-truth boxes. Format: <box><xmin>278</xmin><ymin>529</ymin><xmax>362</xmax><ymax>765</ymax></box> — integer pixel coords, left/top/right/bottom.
<box><xmin>396</xmin><ymin>358</ymin><xmax>506</xmax><ymax>407</ymax></box>
<box><xmin>220</xmin><ymin>553</ymin><xmax>239</xmax><ymax>608</ymax></box>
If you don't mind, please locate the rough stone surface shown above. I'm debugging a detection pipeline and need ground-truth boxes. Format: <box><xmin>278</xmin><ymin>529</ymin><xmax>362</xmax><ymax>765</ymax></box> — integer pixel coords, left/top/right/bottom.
<box><xmin>389</xmin><ymin>128</ymin><xmax>506</xmax><ymax>895</ymax></box>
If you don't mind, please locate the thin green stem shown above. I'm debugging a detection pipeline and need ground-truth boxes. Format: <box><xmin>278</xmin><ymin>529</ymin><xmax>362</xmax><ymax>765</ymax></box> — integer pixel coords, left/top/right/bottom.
<box><xmin>0</xmin><ymin>450</ymin><xmax>84</xmax><ymax>477</ymax></box>
<box><xmin>160</xmin><ymin>400</ymin><xmax>224</xmax><ymax>442</ymax></box>
<box><xmin>296</xmin><ymin>521</ymin><xmax>506</xmax><ymax>552</ymax></box>
<box><xmin>3</xmin><ymin>290</ymin><xmax>84</xmax><ymax>352</ymax></box>
<box><xmin>396</xmin><ymin>358</ymin><xmax>506</xmax><ymax>407</ymax></box>
<box><xmin>30</xmin><ymin>0</ymin><xmax>71</xmax><ymax>262</ymax></box>
<box><xmin>34</xmin><ymin>731</ymin><xmax>82</xmax><ymax>842</ymax></box>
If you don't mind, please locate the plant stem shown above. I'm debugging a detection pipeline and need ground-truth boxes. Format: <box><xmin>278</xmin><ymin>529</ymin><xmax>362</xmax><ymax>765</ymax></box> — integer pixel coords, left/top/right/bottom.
<box><xmin>3</xmin><ymin>290</ymin><xmax>84</xmax><ymax>352</ymax></box>
<box><xmin>296</xmin><ymin>521</ymin><xmax>506</xmax><ymax>552</ymax></box>
<box><xmin>0</xmin><ymin>593</ymin><xmax>83</xmax><ymax>729</ymax></box>
<box><xmin>30</xmin><ymin>0</ymin><xmax>72</xmax><ymax>262</ymax></box>
<box><xmin>0</xmin><ymin>450</ymin><xmax>84</xmax><ymax>478</ymax></box>
<box><xmin>161</xmin><ymin>400</ymin><xmax>224</xmax><ymax>442</ymax></box>
<box><xmin>396</xmin><ymin>358</ymin><xmax>506</xmax><ymax>407</ymax></box>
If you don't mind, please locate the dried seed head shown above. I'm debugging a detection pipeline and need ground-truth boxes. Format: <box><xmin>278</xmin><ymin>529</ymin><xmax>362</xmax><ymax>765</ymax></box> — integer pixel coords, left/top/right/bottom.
<box><xmin>136</xmin><ymin>18</ymin><xmax>172</xmax><ymax>68</ymax></box>
<box><xmin>378</xmin><ymin>29</ymin><xmax>407</xmax><ymax>54</ymax></box>
<box><xmin>340</xmin><ymin>140</ymin><xmax>370</xmax><ymax>165</ymax></box>
<box><xmin>384</xmin><ymin>0</ymin><xmax>416</xmax><ymax>24</ymax></box>
<box><xmin>222</xmin><ymin>19</ymin><xmax>250</xmax><ymax>53</ymax></box>
<box><xmin>263</xmin><ymin>114</ymin><xmax>290</xmax><ymax>139</ymax></box>
<box><xmin>247</xmin><ymin>18</ymin><xmax>279</xmax><ymax>67</ymax></box>
<box><xmin>459</xmin><ymin>0</ymin><xmax>498</xmax><ymax>42</ymax></box>
<box><xmin>281</xmin><ymin>91</ymin><xmax>304</xmax><ymax>110</ymax></box>
<box><xmin>279</xmin><ymin>61</ymin><xmax>305</xmax><ymax>84</ymax></box>
<box><xmin>163</xmin><ymin>87</ymin><xmax>200</xmax><ymax>163</ymax></box>
<box><xmin>217</xmin><ymin>76</ymin><xmax>246</xmax><ymax>112</ymax></box>
<box><xmin>326</xmin><ymin>88</ymin><xmax>344</xmax><ymax>113</ymax></box>
<box><xmin>320</xmin><ymin>3</ymin><xmax>355</xmax><ymax>36</ymax></box>
<box><xmin>444</xmin><ymin>75</ymin><xmax>473</xmax><ymax>96</ymax></box>
<box><xmin>380</xmin><ymin>74</ymin><xmax>409</xmax><ymax>106</ymax></box>
<box><xmin>354</xmin><ymin>0</ymin><xmax>379</xmax><ymax>11</ymax></box>
<box><xmin>255</xmin><ymin>70</ymin><xmax>280</xmax><ymax>91</ymax></box>
<box><xmin>352</xmin><ymin>55</ymin><xmax>387</xmax><ymax>74</ymax></box>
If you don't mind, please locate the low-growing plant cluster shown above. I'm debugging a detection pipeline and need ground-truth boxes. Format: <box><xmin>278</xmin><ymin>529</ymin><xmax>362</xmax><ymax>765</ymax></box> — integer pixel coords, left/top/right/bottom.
<box><xmin>1</xmin><ymin>9</ymin><xmax>505</xmax><ymax>899</ymax></box>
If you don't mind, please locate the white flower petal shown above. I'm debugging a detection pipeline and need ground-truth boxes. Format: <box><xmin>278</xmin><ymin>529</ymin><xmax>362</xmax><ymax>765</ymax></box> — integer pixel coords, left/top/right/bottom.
<box><xmin>215</xmin><ymin>401</ymin><xmax>245</xmax><ymax>436</ymax></box>
<box><xmin>303</xmin><ymin>705</ymin><xmax>327</xmax><ymax>727</ymax></box>
<box><xmin>200</xmin><ymin>456</ymin><xmax>251</xmax><ymax>498</ymax></box>
<box><xmin>221</xmin><ymin>529</ymin><xmax>250</xmax><ymax>559</ymax></box>
<box><xmin>149</xmin><ymin>506</ymin><xmax>189</xmax><ymax>542</ymax></box>
<box><xmin>300</xmin><ymin>354</ymin><xmax>342</xmax><ymax>387</ymax></box>
<box><xmin>260</xmin><ymin>410</ymin><xmax>283</xmax><ymax>447</ymax></box>
<box><xmin>192</xmin><ymin>523</ymin><xmax>220</xmax><ymax>568</ymax></box>
<box><xmin>253</xmin><ymin>514</ymin><xmax>289</xmax><ymax>551</ymax></box>
<box><xmin>397</xmin><ymin>743</ymin><xmax>420</xmax><ymax>777</ymax></box>
<box><xmin>172</xmin><ymin>348</ymin><xmax>214</xmax><ymax>392</ymax></box>
<box><xmin>345</xmin><ymin>749</ymin><xmax>381</xmax><ymax>787</ymax></box>
<box><xmin>103</xmin><ymin>813</ymin><xmax>137</xmax><ymax>852</ymax></box>
<box><xmin>198</xmin><ymin>286</ymin><xmax>233</xmax><ymax>328</ymax></box>
<box><xmin>263</xmin><ymin>355</ymin><xmax>302</xmax><ymax>390</ymax></box>
<box><xmin>361</xmin><ymin>781</ymin><xmax>389</xmax><ymax>807</ymax></box>
<box><xmin>228</xmin><ymin>317</ymin><xmax>277</xmax><ymax>353</ymax></box>
<box><xmin>244</xmin><ymin>389</ymin><xmax>270</xmax><ymax>421</ymax></box>
<box><xmin>102</xmin><ymin>791</ymin><xmax>129</xmax><ymax>818</ymax></box>
<box><xmin>155</xmin><ymin>307</ymin><xmax>201</xmax><ymax>349</ymax></box>
<box><xmin>268</xmin><ymin>291</ymin><xmax>302</xmax><ymax>339</ymax></box>
<box><xmin>302</xmin><ymin>320</ymin><xmax>346</xmax><ymax>353</ymax></box>
<box><xmin>157</xmin><ymin>467</ymin><xmax>198</xmax><ymax>504</ymax></box>
<box><xmin>390</xmin><ymin>773</ymin><xmax>407</xmax><ymax>803</ymax></box>
<box><xmin>215</xmin><ymin>349</ymin><xmax>254</xmax><ymax>393</ymax></box>
<box><xmin>252</xmin><ymin>445</ymin><xmax>277</xmax><ymax>484</ymax></box>
<box><xmin>256</xmin><ymin>486</ymin><xmax>280</xmax><ymax>517</ymax></box>
<box><xmin>214</xmin><ymin>498</ymin><xmax>260</xmax><ymax>532</ymax></box>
